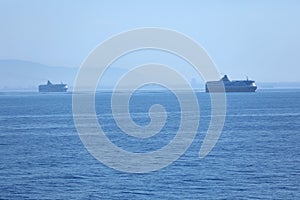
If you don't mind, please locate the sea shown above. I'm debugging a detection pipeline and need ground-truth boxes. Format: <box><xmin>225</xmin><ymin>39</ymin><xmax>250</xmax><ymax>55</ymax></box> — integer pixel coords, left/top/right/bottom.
<box><xmin>0</xmin><ymin>89</ymin><xmax>299</xmax><ymax>199</ymax></box>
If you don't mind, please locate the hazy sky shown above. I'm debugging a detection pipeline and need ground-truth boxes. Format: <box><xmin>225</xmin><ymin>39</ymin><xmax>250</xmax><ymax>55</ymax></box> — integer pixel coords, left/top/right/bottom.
<box><xmin>0</xmin><ymin>0</ymin><xmax>300</xmax><ymax>82</ymax></box>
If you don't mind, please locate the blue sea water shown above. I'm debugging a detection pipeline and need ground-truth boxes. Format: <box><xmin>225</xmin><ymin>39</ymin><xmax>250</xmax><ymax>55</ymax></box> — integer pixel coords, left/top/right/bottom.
<box><xmin>0</xmin><ymin>90</ymin><xmax>299</xmax><ymax>199</ymax></box>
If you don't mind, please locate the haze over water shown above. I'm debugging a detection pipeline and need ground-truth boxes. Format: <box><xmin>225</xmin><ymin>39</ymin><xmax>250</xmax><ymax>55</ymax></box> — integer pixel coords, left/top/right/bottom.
<box><xmin>1</xmin><ymin>90</ymin><xmax>299</xmax><ymax>199</ymax></box>
<box><xmin>1</xmin><ymin>1</ymin><xmax>300</xmax><ymax>199</ymax></box>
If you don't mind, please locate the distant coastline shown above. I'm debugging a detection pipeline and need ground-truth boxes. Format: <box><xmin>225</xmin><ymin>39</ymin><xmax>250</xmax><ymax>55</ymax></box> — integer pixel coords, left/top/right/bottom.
<box><xmin>1</xmin><ymin>84</ymin><xmax>300</xmax><ymax>93</ymax></box>
<box><xmin>1</xmin><ymin>59</ymin><xmax>300</xmax><ymax>92</ymax></box>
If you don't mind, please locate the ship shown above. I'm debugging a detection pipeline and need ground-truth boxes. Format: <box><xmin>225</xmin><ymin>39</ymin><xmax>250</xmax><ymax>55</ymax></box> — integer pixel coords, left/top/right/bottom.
<box><xmin>205</xmin><ymin>75</ymin><xmax>257</xmax><ymax>93</ymax></box>
<box><xmin>38</xmin><ymin>80</ymin><xmax>68</xmax><ymax>92</ymax></box>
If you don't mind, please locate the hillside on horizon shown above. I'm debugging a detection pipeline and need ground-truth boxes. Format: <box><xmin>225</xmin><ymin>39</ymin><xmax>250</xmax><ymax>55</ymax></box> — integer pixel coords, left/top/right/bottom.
<box><xmin>0</xmin><ymin>59</ymin><xmax>131</xmax><ymax>91</ymax></box>
<box><xmin>1</xmin><ymin>59</ymin><xmax>300</xmax><ymax>91</ymax></box>
<box><xmin>0</xmin><ymin>59</ymin><xmax>77</xmax><ymax>91</ymax></box>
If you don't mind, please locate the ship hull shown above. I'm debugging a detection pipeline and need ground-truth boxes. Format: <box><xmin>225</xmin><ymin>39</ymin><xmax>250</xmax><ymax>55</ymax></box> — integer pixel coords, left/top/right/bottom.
<box><xmin>38</xmin><ymin>86</ymin><xmax>68</xmax><ymax>92</ymax></box>
<box><xmin>205</xmin><ymin>85</ymin><xmax>257</xmax><ymax>93</ymax></box>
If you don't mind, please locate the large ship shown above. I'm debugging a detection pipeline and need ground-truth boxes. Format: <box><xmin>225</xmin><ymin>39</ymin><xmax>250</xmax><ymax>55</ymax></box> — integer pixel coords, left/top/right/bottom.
<box><xmin>38</xmin><ymin>80</ymin><xmax>68</xmax><ymax>92</ymax></box>
<box><xmin>205</xmin><ymin>75</ymin><xmax>257</xmax><ymax>93</ymax></box>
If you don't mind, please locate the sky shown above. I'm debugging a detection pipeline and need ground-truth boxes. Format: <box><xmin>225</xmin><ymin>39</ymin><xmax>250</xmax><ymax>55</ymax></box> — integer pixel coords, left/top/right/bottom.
<box><xmin>0</xmin><ymin>0</ymin><xmax>300</xmax><ymax>82</ymax></box>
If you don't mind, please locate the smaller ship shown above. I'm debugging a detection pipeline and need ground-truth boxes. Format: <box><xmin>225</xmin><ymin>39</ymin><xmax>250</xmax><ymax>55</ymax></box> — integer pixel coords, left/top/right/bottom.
<box><xmin>205</xmin><ymin>75</ymin><xmax>257</xmax><ymax>93</ymax></box>
<box><xmin>38</xmin><ymin>80</ymin><xmax>68</xmax><ymax>92</ymax></box>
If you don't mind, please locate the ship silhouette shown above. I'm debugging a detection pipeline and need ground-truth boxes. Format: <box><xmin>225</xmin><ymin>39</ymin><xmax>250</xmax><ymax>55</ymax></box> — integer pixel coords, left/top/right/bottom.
<box><xmin>38</xmin><ymin>80</ymin><xmax>68</xmax><ymax>92</ymax></box>
<box><xmin>205</xmin><ymin>75</ymin><xmax>257</xmax><ymax>93</ymax></box>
